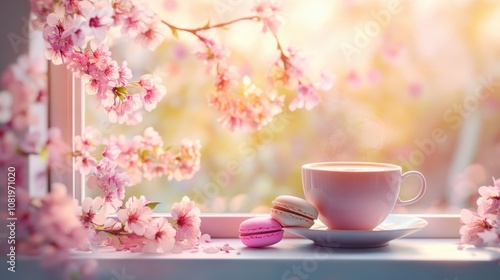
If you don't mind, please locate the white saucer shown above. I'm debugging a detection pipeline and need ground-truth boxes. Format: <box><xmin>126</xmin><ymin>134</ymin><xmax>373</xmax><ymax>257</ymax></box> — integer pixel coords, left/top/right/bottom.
<box><xmin>284</xmin><ymin>214</ymin><xmax>428</xmax><ymax>248</ymax></box>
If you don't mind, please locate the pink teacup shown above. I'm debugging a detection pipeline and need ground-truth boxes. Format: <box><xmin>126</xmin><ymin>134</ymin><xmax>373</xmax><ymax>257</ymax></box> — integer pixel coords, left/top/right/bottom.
<box><xmin>302</xmin><ymin>162</ymin><xmax>426</xmax><ymax>230</ymax></box>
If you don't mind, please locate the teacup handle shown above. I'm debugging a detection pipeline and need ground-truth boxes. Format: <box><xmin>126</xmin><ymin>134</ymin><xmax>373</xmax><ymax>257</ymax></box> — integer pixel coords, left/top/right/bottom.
<box><xmin>396</xmin><ymin>171</ymin><xmax>426</xmax><ymax>206</ymax></box>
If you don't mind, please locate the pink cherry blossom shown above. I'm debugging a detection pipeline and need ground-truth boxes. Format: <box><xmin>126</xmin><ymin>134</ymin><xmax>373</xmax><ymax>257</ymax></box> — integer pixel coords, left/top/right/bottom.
<box><xmin>82</xmin><ymin>74</ymin><xmax>103</xmax><ymax>96</ymax></box>
<box><xmin>209</xmin><ymin>76</ymin><xmax>284</xmax><ymax>131</ymax></box>
<box><xmin>477</xmin><ymin>229</ymin><xmax>500</xmax><ymax>247</ymax></box>
<box><xmin>476</xmin><ymin>179</ymin><xmax>500</xmax><ymax>216</ymax></box>
<box><xmin>267</xmin><ymin>46</ymin><xmax>330</xmax><ymax>113</ymax></box>
<box><xmin>90</xmin><ymin>157</ymin><xmax>131</xmax><ymax>206</ymax></box>
<box><xmin>117</xmin><ymin>2</ymin><xmax>144</xmax><ymax>38</ymax></box>
<box><xmin>75</xmin><ymin>126</ymin><xmax>102</xmax><ymax>153</ymax></box>
<box><xmin>459</xmin><ymin>208</ymin><xmax>493</xmax><ymax>247</ymax></box>
<box><xmin>143</xmin><ymin>161</ymin><xmax>167</xmax><ymax>181</ymax></box>
<box><xmin>107</xmin><ymin>135</ymin><xmax>143</xmax><ymax>184</ymax></box>
<box><xmin>86</xmin><ymin>44</ymin><xmax>113</xmax><ymax>72</ymax></box>
<box><xmin>106</xmin><ymin>93</ymin><xmax>143</xmax><ymax>124</ymax></box>
<box><xmin>102</xmin><ymin>143</ymin><xmax>121</xmax><ymax>160</ymax></box>
<box><xmin>60</xmin><ymin>0</ymin><xmax>82</xmax><ymax>15</ymax></box>
<box><xmin>67</xmin><ymin>52</ymin><xmax>89</xmax><ymax>76</ymax></box>
<box><xmin>75</xmin><ymin>151</ymin><xmax>97</xmax><ymax>175</ymax></box>
<box><xmin>79</xmin><ymin>0</ymin><xmax>114</xmax><ymax>45</ymax></box>
<box><xmin>65</xmin><ymin>15</ymin><xmax>88</xmax><ymax>49</ymax></box>
<box><xmin>80</xmin><ymin>196</ymin><xmax>109</xmax><ymax>228</ymax></box>
<box><xmin>140</xmin><ymin>126</ymin><xmax>164</xmax><ymax>150</ymax></box>
<box><xmin>111</xmin><ymin>0</ymin><xmax>133</xmax><ymax>22</ymax></box>
<box><xmin>194</xmin><ymin>36</ymin><xmax>230</xmax><ymax>70</ymax></box>
<box><xmin>290</xmin><ymin>73</ymin><xmax>332</xmax><ymax>113</ymax></box>
<box><xmin>84</xmin><ymin>50</ymin><xmax>120</xmax><ymax>101</ymax></box>
<box><xmin>100</xmin><ymin>60</ymin><xmax>120</xmax><ymax>86</ymax></box>
<box><xmin>117</xmin><ymin>196</ymin><xmax>153</xmax><ymax>236</ymax></box>
<box><xmin>1</xmin><ymin>54</ymin><xmax>47</xmax><ymax>130</ymax></box>
<box><xmin>252</xmin><ymin>0</ymin><xmax>284</xmax><ymax>34</ymax></box>
<box><xmin>9</xmin><ymin>54</ymin><xmax>47</xmax><ymax>95</ymax></box>
<box><xmin>143</xmin><ymin>217</ymin><xmax>176</xmax><ymax>253</ymax></box>
<box><xmin>281</xmin><ymin>47</ymin><xmax>308</xmax><ymax>87</ymax></box>
<box><xmin>134</xmin><ymin>15</ymin><xmax>168</xmax><ymax>51</ymax></box>
<box><xmin>174</xmin><ymin>139</ymin><xmax>202</xmax><ymax>181</ymax></box>
<box><xmin>138</xmin><ymin>75</ymin><xmax>167</xmax><ymax>112</ymax></box>
<box><xmin>43</xmin><ymin>13</ymin><xmax>75</xmax><ymax>65</ymax></box>
<box><xmin>289</xmin><ymin>83</ymin><xmax>320</xmax><ymax>111</ymax></box>
<box><xmin>214</xmin><ymin>63</ymin><xmax>238</xmax><ymax>92</ymax></box>
<box><xmin>171</xmin><ymin>196</ymin><xmax>201</xmax><ymax>247</ymax></box>
<box><xmin>30</xmin><ymin>0</ymin><xmax>56</xmax><ymax>28</ymax></box>
<box><xmin>117</xmin><ymin>61</ymin><xmax>133</xmax><ymax>86</ymax></box>
<box><xmin>477</xmin><ymin>214</ymin><xmax>500</xmax><ymax>247</ymax></box>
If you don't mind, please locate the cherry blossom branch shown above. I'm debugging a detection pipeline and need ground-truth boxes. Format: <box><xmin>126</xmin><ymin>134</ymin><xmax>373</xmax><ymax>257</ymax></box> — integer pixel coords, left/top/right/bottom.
<box><xmin>162</xmin><ymin>13</ymin><xmax>293</xmax><ymax>77</ymax></box>
<box><xmin>162</xmin><ymin>16</ymin><xmax>258</xmax><ymax>34</ymax></box>
<box><xmin>30</xmin><ymin>0</ymin><xmax>334</xmax><ymax>132</ymax></box>
<box><xmin>80</xmin><ymin>195</ymin><xmax>202</xmax><ymax>253</ymax></box>
<box><xmin>160</xmin><ymin>2</ymin><xmax>332</xmax><ymax>131</ymax></box>
<box><xmin>163</xmin><ymin>15</ymin><xmax>292</xmax><ymax>79</ymax></box>
<box><xmin>73</xmin><ymin>126</ymin><xmax>201</xmax><ymax>208</ymax></box>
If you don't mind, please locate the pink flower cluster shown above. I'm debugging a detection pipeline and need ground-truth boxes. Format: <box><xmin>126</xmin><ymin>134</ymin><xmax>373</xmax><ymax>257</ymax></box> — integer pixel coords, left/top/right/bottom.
<box><xmin>109</xmin><ymin>127</ymin><xmax>201</xmax><ymax>183</ymax></box>
<box><xmin>0</xmin><ymin>54</ymin><xmax>46</xmax><ymax>129</ymax></box>
<box><xmin>252</xmin><ymin>0</ymin><xmax>284</xmax><ymax>35</ymax></box>
<box><xmin>189</xmin><ymin>1</ymin><xmax>332</xmax><ymax>131</ymax></box>
<box><xmin>31</xmin><ymin>0</ymin><xmax>167</xmax><ymax>52</ymax></box>
<box><xmin>74</xmin><ymin>126</ymin><xmax>201</xmax><ymax>207</ymax></box>
<box><xmin>87</xmin><ymin>157</ymin><xmax>131</xmax><ymax>209</ymax></box>
<box><xmin>13</xmin><ymin>187</ymin><xmax>203</xmax><ymax>278</ymax></box>
<box><xmin>460</xmin><ymin>178</ymin><xmax>500</xmax><ymax>247</ymax></box>
<box><xmin>0</xmin><ymin>54</ymin><xmax>70</xmax><ymax>186</ymax></box>
<box><xmin>194</xmin><ymin>32</ymin><xmax>285</xmax><ymax>132</ymax></box>
<box><xmin>1</xmin><ymin>127</ymin><xmax>70</xmax><ymax>173</ymax></box>
<box><xmin>270</xmin><ymin>47</ymin><xmax>334</xmax><ymax>112</ymax></box>
<box><xmin>207</xmin><ymin>71</ymin><xmax>285</xmax><ymax>132</ymax></box>
<box><xmin>31</xmin><ymin>0</ymin><xmax>168</xmax><ymax>124</ymax></box>
<box><xmin>17</xmin><ymin>185</ymin><xmax>96</xmax><ymax>278</ymax></box>
<box><xmin>81</xmin><ymin>195</ymin><xmax>202</xmax><ymax>253</ymax></box>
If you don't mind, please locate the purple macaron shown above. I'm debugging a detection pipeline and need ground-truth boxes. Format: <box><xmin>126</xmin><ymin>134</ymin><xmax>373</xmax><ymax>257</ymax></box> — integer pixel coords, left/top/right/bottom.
<box><xmin>239</xmin><ymin>217</ymin><xmax>284</xmax><ymax>247</ymax></box>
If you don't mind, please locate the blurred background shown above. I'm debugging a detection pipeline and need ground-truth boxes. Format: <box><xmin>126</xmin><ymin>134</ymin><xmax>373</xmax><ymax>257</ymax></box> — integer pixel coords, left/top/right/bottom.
<box><xmin>84</xmin><ymin>0</ymin><xmax>500</xmax><ymax>214</ymax></box>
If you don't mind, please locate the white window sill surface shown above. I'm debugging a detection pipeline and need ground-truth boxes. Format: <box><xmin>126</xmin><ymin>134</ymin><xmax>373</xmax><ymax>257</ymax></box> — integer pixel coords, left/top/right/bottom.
<box><xmin>12</xmin><ymin>238</ymin><xmax>500</xmax><ymax>280</ymax></box>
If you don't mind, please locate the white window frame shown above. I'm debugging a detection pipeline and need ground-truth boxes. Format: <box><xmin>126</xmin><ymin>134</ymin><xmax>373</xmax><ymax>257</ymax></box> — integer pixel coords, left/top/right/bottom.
<box><xmin>48</xmin><ymin>64</ymin><xmax>462</xmax><ymax>239</ymax></box>
<box><xmin>48</xmin><ymin>64</ymin><xmax>85</xmax><ymax>202</ymax></box>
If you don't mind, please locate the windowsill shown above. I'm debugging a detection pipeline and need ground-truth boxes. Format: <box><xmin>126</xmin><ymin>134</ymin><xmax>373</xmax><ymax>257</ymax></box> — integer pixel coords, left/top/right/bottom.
<box><xmin>13</xmin><ymin>238</ymin><xmax>500</xmax><ymax>280</ymax></box>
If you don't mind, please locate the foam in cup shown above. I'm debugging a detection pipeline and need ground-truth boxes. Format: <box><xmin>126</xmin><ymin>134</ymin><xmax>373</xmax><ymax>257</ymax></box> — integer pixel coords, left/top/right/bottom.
<box><xmin>308</xmin><ymin>164</ymin><xmax>398</xmax><ymax>172</ymax></box>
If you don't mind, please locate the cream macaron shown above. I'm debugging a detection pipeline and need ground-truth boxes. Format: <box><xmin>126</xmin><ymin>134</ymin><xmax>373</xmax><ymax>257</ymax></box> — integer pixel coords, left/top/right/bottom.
<box><xmin>271</xmin><ymin>195</ymin><xmax>318</xmax><ymax>228</ymax></box>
